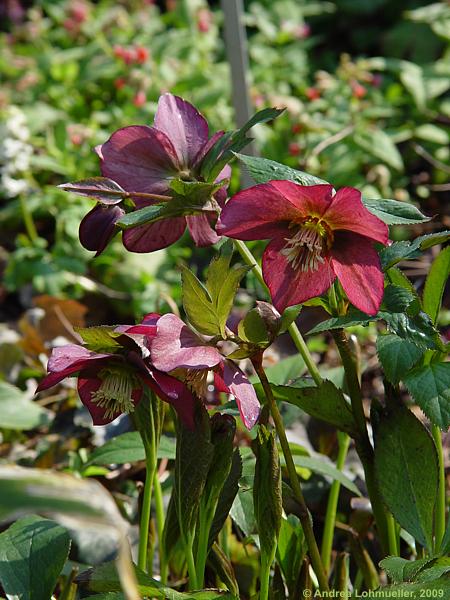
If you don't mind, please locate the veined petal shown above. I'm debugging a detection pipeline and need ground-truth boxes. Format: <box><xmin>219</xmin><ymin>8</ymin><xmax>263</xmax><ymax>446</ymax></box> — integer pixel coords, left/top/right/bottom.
<box><xmin>97</xmin><ymin>125</ymin><xmax>180</xmax><ymax>194</ymax></box>
<box><xmin>79</xmin><ymin>204</ymin><xmax>124</xmax><ymax>256</ymax></box>
<box><xmin>269</xmin><ymin>181</ymin><xmax>333</xmax><ymax>217</ymax></box>
<box><xmin>262</xmin><ymin>235</ymin><xmax>335</xmax><ymax>312</ymax></box>
<box><xmin>186</xmin><ymin>213</ymin><xmax>221</xmax><ymax>246</ymax></box>
<box><xmin>122</xmin><ymin>216</ymin><xmax>186</xmax><ymax>252</ymax></box>
<box><xmin>331</xmin><ymin>231</ymin><xmax>385</xmax><ymax>316</ymax></box>
<box><xmin>217</xmin><ymin>182</ymin><xmax>300</xmax><ymax>240</ymax></box>
<box><xmin>36</xmin><ymin>345</ymin><xmax>110</xmax><ymax>392</ymax></box>
<box><xmin>150</xmin><ymin>313</ymin><xmax>222</xmax><ymax>371</ymax></box>
<box><xmin>323</xmin><ymin>187</ymin><xmax>389</xmax><ymax>244</ymax></box>
<box><xmin>142</xmin><ymin>369</ymin><xmax>196</xmax><ymax>430</ymax></box>
<box><xmin>222</xmin><ymin>361</ymin><xmax>260</xmax><ymax>429</ymax></box>
<box><xmin>154</xmin><ymin>93</ymin><xmax>209</xmax><ymax>169</ymax></box>
<box><xmin>214</xmin><ymin>164</ymin><xmax>232</xmax><ymax>207</ymax></box>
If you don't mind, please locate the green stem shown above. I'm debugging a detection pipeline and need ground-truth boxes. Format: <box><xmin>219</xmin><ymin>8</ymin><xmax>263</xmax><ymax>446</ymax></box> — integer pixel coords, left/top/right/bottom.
<box><xmin>259</xmin><ymin>559</ymin><xmax>271</xmax><ymax>600</ymax></box>
<box><xmin>386</xmin><ymin>512</ymin><xmax>399</xmax><ymax>556</ymax></box>
<box><xmin>433</xmin><ymin>424</ymin><xmax>446</xmax><ymax>551</ymax></box>
<box><xmin>233</xmin><ymin>239</ymin><xmax>322</xmax><ymax>385</ymax></box>
<box><xmin>185</xmin><ymin>532</ymin><xmax>199</xmax><ymax>590</ymax></box>
<box><xmin>332</xmin><ymin>330</ymin><xmax>390</xmax><ymax>556</ymax></box>
<box><xmin>138</xmin><ymin>456</ymin><xmax>156</xmax><ymax>573</ymax></box>
<box><xmin>196</xmin><ymin>504</ymin><xmax>212</xmax><ymax>588</ymax></box>
<box><xmin>253</xmin><ymin>360</ymin><xmax>329</xmax><ymax>592</ymax></box>
<box><xmin>19</xmin><ymin>194</ymin><xmax>38</xmax><ymax>243</ymax></box>
<box><xmin>321</xmin><ymin>431</ymin><xmax>351</xmax><ymax>573</ymax></box>
<box><xmin>153</xmin><ymin>468</ymin><xmax>168</xmax><ymax>583</ymax></box>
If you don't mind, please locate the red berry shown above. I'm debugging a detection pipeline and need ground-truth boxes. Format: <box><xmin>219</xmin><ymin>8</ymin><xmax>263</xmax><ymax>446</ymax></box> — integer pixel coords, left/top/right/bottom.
<box><xmin>291</xmin><ymin>123</ymin><xmax>303</xmax><ymax>135</ymax></box>
<box><xmin>133</xmin><ymin>91</ymin><xmax>146</xmax><ymax>107</ymax></box>
<box><xmin>114</xmin><ymin>77</ymin><xmax>126</xmax><ymax>90</ymax></box>
<box><xmin>135</xmin><ymin>46</ymin><xmax>149</xmax><ymax>64</ymax></box>
<box><xmin>197</xmin><ymin>8</ymin><xmax>212</xmax><ymax>32</ymax></box>
<box><xmin>288</xmin><ymin>142</ymin><xmax>301</xmax><ymax>156</ymax></box>
<box><xmin>306</xmin><ymin>87</ymin><xmax>320</xmax><ymax>100</ymax></box>
<box><xmin>352</xmin><ymin>82</ymin><xmax>367</xmax><ymax>99</ymax></box>
<box><xmin>113</xmin><ymin>45</ymin><xmax>124</xmax><ymax>59</ymax></box>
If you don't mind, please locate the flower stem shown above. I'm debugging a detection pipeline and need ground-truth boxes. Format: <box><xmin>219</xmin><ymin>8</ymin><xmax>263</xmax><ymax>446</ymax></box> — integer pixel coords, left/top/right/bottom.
<box><xmin>153</xmin><ymin>467</ymin><xmax>168</xmax><ymax>583</ymax></box>
<box><xmin>321</xmin><ymin>431</ymin><xmax>351</xmax><ymax>573</ymax></box>
<box><xmin>332</xmin><ymin>329</ymin><xmax>390</xmax><ymax>555</ymax></box>
<box><xmin>233</xmin><ymin>239</ymin><xmax>322</xmax><ymax>385</ymax></box>
<box><xmin>185</xmin><ymin>532</ymin><xmax>199</xmax><ymax>590</ymax></box>
<box><xmin>433</xmin><ymin>424</ymin><xmax>446</xmax><ymax>551</ymax></box>
<box><xmin>138</xmin><ymin>456</ymin><xmax>156</xmax><ymax>573</ymax></box>
<box><xmin>259</xmin><ymin>559</ymin><xmax>271</xmax><ymax>600</ymax></box>
<box><xmin>386</xmin><ymin>512</ymin><xmax>399</xmax><ymax>556</ymax></box>
<box><xmin>195</xmin><ymin>509</ymin><xmax>211</xmax><ymax>588</ymax></box>
<box><xmin>253</xmin><ymin>360</ymin><xmax>329</xmax><ymax>592</ymax></box>
<box><xmin>19</xmin><ymin>194</ymin><xmax>38</xmax><ymax>243</ymax></box>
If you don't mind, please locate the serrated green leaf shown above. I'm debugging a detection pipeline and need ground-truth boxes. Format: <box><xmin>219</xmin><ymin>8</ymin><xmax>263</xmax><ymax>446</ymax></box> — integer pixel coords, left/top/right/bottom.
<box><xmin>354</xmin><ymin>128</ymin><xmax>403</xmax><ymax>171</ymax></box>
<box><xmin>0</xmin><ymin>381</ymin><xmax>51</xmax><ymax>430</ymax></box>
<box><xmin>383</xmin><ymin>311</ymin><xmax>440</xmax><ymax>350</ymax></box>
<box><xmin>87</xmin><ymin>432</ymin><xmax>176</xmax><ymax>466</ymax></box>
<box><xmin>382</xmin><ymin>285</ymin><xmax>417</xmax><ymax>313</ymax></box>
<box><xmin>253</xmin><ymin>426</ymin><xmax>282</xmax><ymax>567</ymax></box>
<box><xmin>170</xmin><ymin>179</ymin><xmax>225</xmax><ymax>205</ymax></box>
<box><xmin>271</xmin><ymin>380</ymin><xmax>357</xmax><ymax>436</ymax></box>
<box><xmin>404</xmin><ymin>363</ymin><xmax>450</xmax><ymax>430</ymax></box>
<box><xmin>74</xmin><ymin>326</ymin><xmax>122</xmax><ymax>353</ymax></box>
<box><xmin>376</xmin><ymin>334</ymin><xmax>423</xmax><ymax>385</ymax></box>
<box><xmin>423</xmin><ymin>246</ymin><xmax>450</xmax><ymax>325</ymax></box>
<box><xmin>206</xmin><ymin>248</ymin><xmax>233</xmax><ymax>303</ymax></box>
<box><xmin>307</xmin><ymin>310</ymin><xmax>376</xmax><ymax>334</ymax></box>
<box><xmin>181</xmin><ymin>267</ymin><xmax>219</xmax><ymax>336</ymax></box>
<box><xmin>374</xmin><ymin>405</ymin><xmax>438</xmax><ymax>550</ymax></box>
<box><xmin>380</xmin><ymin>231</ymin><xmax>450</xmax><ymax>270</ymax></box>
<box><xmin>0</xmin><ymin>515</ymin><xmax>71</xmax><ymax>600</ymax></box>
<box><xmin>362</xmin><ymin>198</ymin><xmax>430</xmax><ymax>225</ymax></box>
<box><xmin>380</xmin><ymin>557</ymin><xmax>411</xmax><ymax>584</ymax></box>
<box><xmin>235</xmin><ymin>154</ymin><xmax>327</xmax><ymax>186</ymax></box>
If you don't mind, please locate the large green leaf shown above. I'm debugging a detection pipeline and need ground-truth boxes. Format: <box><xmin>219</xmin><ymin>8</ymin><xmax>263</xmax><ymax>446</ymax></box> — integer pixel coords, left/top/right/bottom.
<box><xmin>374</xmin><ymin>405</ymin><xmax>439</xmax><ymax>550</ymax></box>
<box><xmin>0</xmin><ymin>381</ymin><xmax>51</xmax><ymax>430</ymax></box>
<box><xmin>423</xmin><ymin>246</ymin><xmax>450</xmax><ymax>325</ymax></box>
<box><xmin>209</xmin><ymin>449</ymin><xmax>242</xmax><ymax>547</ymax></box>
<box><xmin>181</xmin><ymin>267</ymin><xmax>220</xmax><ymax>336</ymax></box>
<box><xmin>404</xmin><ymin>363</ymin><xmax>450</xmax><ymax>431</ymax></box>
<box><xmin>235</xmin><ymin>153</ymin><xmax>327</xmax><ymax>186</ymax></box>
<box><xmin>0</xmin><ymin>515</ymin><xmax>71</xmax><ymax>600</ymax></box>
<box><xmin>361</xmin><ymin>199</ymin><xmax>430</xmax><ymax>225</ymax></box>
<box><xmin>276</xmin><ymin>515</ymin><xmax>305</xmax><ymax>596</ymax></box>
<box><xmin>288</xmin><ymin>455</ymin><xmax>361</xmax><ymax>496</ymax></box>
<box><xmin>354</xmin><ymin>128</ymin><xmax>403</xmax><ymax>170</ymax></box>
<box><xmin>376</xmin><ymin>334</ymin><xmax>423</xmax><ymax>385</ymax></box>
<box><xmin>380</xmin><ymin>231</ymin><xmax>450</xmax><ymax>270</ymax></box>
<box><xmin>271</xmin><ymin>380</ymin><xmax>357</xmax><ymax>436</ymax></box>
<box><xmin>87</xmin><ymin>432</ymin><xmax>176</xmax><ymax>466</ymax></box>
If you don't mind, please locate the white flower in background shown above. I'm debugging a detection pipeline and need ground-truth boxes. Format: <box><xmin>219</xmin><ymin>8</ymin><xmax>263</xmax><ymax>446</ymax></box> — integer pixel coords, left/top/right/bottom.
<box><xmin>0</xmin><ymin>106</ymin><xmax>33</xmax><ymax>198</ymax></box>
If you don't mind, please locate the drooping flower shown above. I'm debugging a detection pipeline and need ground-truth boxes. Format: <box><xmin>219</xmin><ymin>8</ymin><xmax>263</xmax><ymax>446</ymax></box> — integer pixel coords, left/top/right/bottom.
<box><xmin>217</xmin><ymin>182</ymin><xmax>389</xmax><ymax>315</ymax></box>
<box><xmin>149</xmin><ymin>313</ymin><xmax>260</xmax><ymax>429</ymax></box>
<box><xmin>78</xmin><ymin>93</ymin><xmax>230</xmax><ymax>255</ymax></box>
<box><xmin>36</xmin><ymin>319</ymin><xmax>196</xmax><ymax>428</ymax></box>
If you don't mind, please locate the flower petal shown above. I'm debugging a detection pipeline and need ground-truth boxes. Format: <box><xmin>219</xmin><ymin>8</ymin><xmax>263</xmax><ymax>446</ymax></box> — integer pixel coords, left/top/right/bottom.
<box><xmin>151</xmin><ymin>313</ymin><xmax>222</xmax><ymax>372</ymax></box>
<box><xmin>154</xmin><ymin>93</ymin><xmax>209</xmax><ymax>169</ymax></box>
<box><xmin>323</xmin><ymin>187</ymin><xmax>389</xmax><ymax>244</ymax></box>
<box><xmin>217</xmin><ymin>181</ymin><xmax>300</xmax><ymax>240</ymax></box>
<box><xmin>214</xmin><ymin>164</ymin><xmax>232</xmax><ymax>207</ymax></box>
<box><xmin>222</xmin><ymin>361</ymin><xmax>260</xmax><ymax>429</ymax></box>
<box><xmin>79</xmin><ymin>204</ymin><xmax>125</xmax><ymax>256</ymax></box>
<box><xmin>122</xmin><ymin>216</ymin><xmax>186</xmax><ymax>252</ymax></box>
<box><xmin>97</xmin><ymin>125</ymin><xmax>180</xmax><ymax>194</ymax></box>
<box><xmin>36</xmin><ymin>345</ymin><xmax>110</xmax><ymax>392</ymax></box>
<box><xmin>186</xmin><ymin>213</ymin><xmax>221</xmax><ymax>246</ymax></box>
<box><xmin>331</xmin><ymin>231</ymin><xmax>385</xmax><ymax>316</ymax></box>
<box><xmin>77</xmin><ymin>376</ymin><xmax>142</xmax><ymax>426</ymax></box>
<box><xmin>268</xmin><ymin>181</ymin><xmax>333</xmax><ymax>217</ymax></box>
<box><xmin>142</xmin><ymin>369</ymin><xmax>196</xmax><ymax>430</ymax></box>
<box><xmin>262</xmin><ymin>235</ymin><xmax>336</xmax><ymax>312</ymax></box>
<box><xmin>192</xmin><ymin>130</ymin><xmax>225</xmax><ymax>171</ymax></box>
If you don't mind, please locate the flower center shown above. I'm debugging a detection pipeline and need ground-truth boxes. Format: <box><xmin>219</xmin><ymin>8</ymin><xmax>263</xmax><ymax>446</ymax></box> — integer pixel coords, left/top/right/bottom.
<box><xmin>184</xmin><ymin>368</ymin><xmax>209</xmax><ymax>398</ymax></box>
<box><xmin>91</xmin><ymin>366</ymin><xmax>138</xmax><ymax>419</ymax></box>
<box><xmin>281</xmin><ymin>218</ymin><xmax>332</xmax><ymax>272</ymax></box>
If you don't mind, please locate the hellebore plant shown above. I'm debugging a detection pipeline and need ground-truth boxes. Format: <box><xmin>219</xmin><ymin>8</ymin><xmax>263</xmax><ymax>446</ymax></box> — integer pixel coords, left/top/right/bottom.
<box><xmin>218</xmin><ymin>182</ymin><xmax>389</xmax><ymax>315</ymax></box>
<box><xmin>29</xmin><ymin>92</ymin><xmax>450</xmax><ymax>600</ymax></box>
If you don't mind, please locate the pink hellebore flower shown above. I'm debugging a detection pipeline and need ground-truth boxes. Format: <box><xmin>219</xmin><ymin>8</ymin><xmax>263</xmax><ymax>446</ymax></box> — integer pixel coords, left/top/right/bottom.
<box><xmin>217</xmin><ymin>182</ymin><xmax>389</xmax><ymax>315</ymax></box>
<box><xmin>149</xmin><ymin>313</ymin><xmax>260</xmax><ymax>429</ymax></box>
<box><xmin>36</xmin><ymin>318</ymin><xmax>196</xmax><ymax>428</ymax></box>
<box><xmin>81</xmin><ymin>93</ymin><xmax>230</xmax><ymax>254</ymax></box>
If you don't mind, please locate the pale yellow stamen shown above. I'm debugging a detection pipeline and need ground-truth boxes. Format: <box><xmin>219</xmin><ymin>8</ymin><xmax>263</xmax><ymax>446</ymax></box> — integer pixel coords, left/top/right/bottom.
<box><xmin>91</xmin><ymin>367</ymin><xmax>138</xmax><ymax>419</ymax></box>
<box><xmin>281</xmin><ymin>219</ymin><xmax>331</xmax><ymax>272</ymax></box>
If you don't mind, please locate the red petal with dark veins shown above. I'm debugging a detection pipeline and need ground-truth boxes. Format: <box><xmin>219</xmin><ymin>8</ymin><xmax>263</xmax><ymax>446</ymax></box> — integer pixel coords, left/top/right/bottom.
<box><xmin>36</xmin><ymin>346</ymin><xmax>110</xmax><ymax>392</ymax></box>
<box><xmin>150</xmin><ymin>313</ymin><xmax>222</xmax><ymax>372</ymax></box>
<box><xmin>186</xmin><ymin>213</ymin><xmax>221</xmax><ymax>246</ymax></box>
<box><xmin>323</xmin><ymin>187</ymin><xmax>389</xmax><ymax>244</ymax></box>
<box><xmin>262</xmin><ymin>235</ymin><xmax>336</xmax><ymax>313</ymax></box>
<box><xmin>154</xmin><ymin>93</ymin><xmax>209</xmax><ymax>169</ymax></box>
<box><xmin>331</xmin><ymin>231</ymin><xmax>385</xmax><ymax>316</ymax></box>
<box><xmin>268</xmin><ymin>181</ymin><xmax>333</xmax><ymax>217</ymax></box>
<box><xmin>97</xmin><ymin>125</ymin><xmax>180</xmax><ymax>195</ymax></box>
<box><xmin>79</xmin><ymin>204</ymin><xmax>125</xmax><ymax>256</ymax></box>
<box><xmin>142</xmin><ymin>370</ymin><xmax>196</xmax><ymax>430</ymax></box>
<box><xmin>122</xmin><ymin>216</ymin><xmax>186</xmax><ymax>253</ymax></box>
<box><xmin>217</xmin><ymin>182</ymin><xmax>299</xmax><ymax>240</ymax></box>
<box><xmin>222</xmin><ymin>361</ymin><xmax>260</xmax><ymax>429</ymax></box>
<box><xmin>214</xmin><ymin>164</ymin><xmax>232</xmax><ymax>208</ymax></box>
